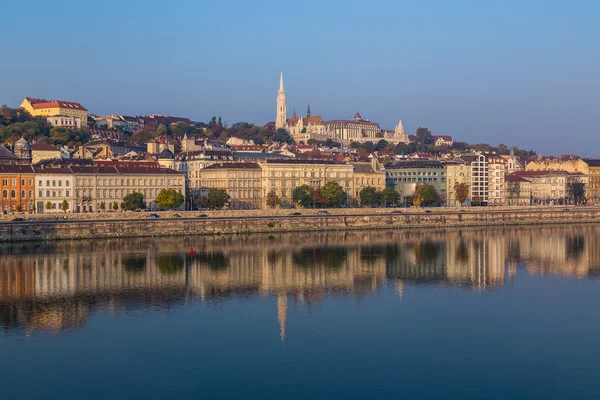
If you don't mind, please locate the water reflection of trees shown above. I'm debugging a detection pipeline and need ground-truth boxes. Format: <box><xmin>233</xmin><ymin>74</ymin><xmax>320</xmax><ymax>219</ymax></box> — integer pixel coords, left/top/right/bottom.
<box><xmin>292</xmin><ymin>247</ymin><xmax>347</xmax><ymax>269</ymax></box>
<box><xmin>2</xmin><ymin>226</ymin><xmax>600</xmax><ymax>333</ymax></box>
<box><xmin>122</xmin><ymin>256</ymin><xmax>146</xmax><ymax>273</ymax></box>
<box><xmin>194</xmin><ymin>252</ymin><xmax>228</xmax><ymax>270</ymax></box>
<box><xmin>157</xmin><ymin>254</ymin><xmax>185</xmax><ymax>274</ymax></box>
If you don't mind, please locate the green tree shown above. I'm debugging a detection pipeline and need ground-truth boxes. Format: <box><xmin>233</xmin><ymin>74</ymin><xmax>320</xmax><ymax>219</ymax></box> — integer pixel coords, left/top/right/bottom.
<box><xmin>359</xmin><ymin>187</ymin><xmax>381</xmax><ymax>207</ymax></box>
<box><xmin>99</xmin><ymin>201</ymin><xmax>106</xmax><ymax>211</ymax></box>
<box><xmin>412</xmin><ymin>184</ymin><xmax>439</xmax><ymax>207</ymax></box>
<box><xmin>123</xmin><ymin>192</ymin><xmax>145</xmax><ymax>210</ymax></box>
<box><xmin>131</xmin><ymin>125</ymin><xmax>158</xmax><ymax>143</ymax></box>
<box><xmin>207</xmin><ymin>188</ymin><xmax>230</xmax><ymax>210</ymax></box>
<box><xmin>416</xmin><ymin>127</ymin><xmax>433</xmax><ymax>145</ymax></box>
<box><xmin>194</xmin><ymin>195</ymin><xmax>209</xmax><ymax>209</ymax></box>
<box><xmin>380</xmin><ymin>188</ymin><xmax>401</xmax><ymax>207</ymax></box>
<box><xmin>48</xmin><ymin>127</ymin><xmax>71</xmax><ymax>145</ymax></box>
<box><xmin>567</xmin><ymin>182</ymin><xmax>586</xmax><ymax>205</ymax></box>
<box><xmin>272</xmin><ymin>128</ymin><xmax>294</xmax><ymax>144</ymax></box>
<box><xmin>45</xmin><ymin>201</ymin><xmax>52</xmax><ymax>211</ymax></box>
<box><xmin>156</xmin><ymin>189</ymin><xmax>185</xmax><ymax>210</ymax></box>
<box><xmin>266</xmin><ymin>189</ymin><xmax>281</xmax><ymax>208</ymax></box>
<box><xmin>156</xmin><ymin>124</ymin><xmax>168</xmax><ymax>136</ymax></box>
<box><xmin>292</xmin><ymin>185</ymin><xmax>314</xmax><ymax>207</ymax></box>
<box><xmin>394</xmin><ymin>142</ymin><xmax>412</xmax><ymax>155</ymax></box>
<box><xmin>61</xmin><ymin>199</ymin><xmax>69</xmax><ymax>212</ymax></box>
<box><xmin>319</xmin><ymin>181</ymin><xmax>347</xmax><ymax>208</ymax></box>
<box><xmin>375</xmin><ymin>139</ymin><xmax>389</xmax><ymax>151</ymax></box>
<box><xmin>112</xmin><ymin>201</ymin><xmax>119</xmax><ymax>211</ymax></box>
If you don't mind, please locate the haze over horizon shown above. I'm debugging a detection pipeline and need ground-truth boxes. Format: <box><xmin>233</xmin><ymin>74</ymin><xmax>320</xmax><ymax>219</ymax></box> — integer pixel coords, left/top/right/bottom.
<box><xmin>1</xmin><ymin>0</ymin><xmax>598</xmax><ymax>156</ymax></box>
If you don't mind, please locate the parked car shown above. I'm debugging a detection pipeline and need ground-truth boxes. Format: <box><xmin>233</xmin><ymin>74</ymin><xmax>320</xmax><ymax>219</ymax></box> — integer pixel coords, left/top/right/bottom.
<box><xmin>391</xmin><ymin>210</ymin><xmax>403</xmax><ymax>215</ymax></box>
<box><xmin>563</xmin><ymin>208</ymin><xmax>570</xmax><ymax>211</ymax></box>
<box><xmin>197</xmin><ymin>214</ymin><xmax>208</xmax><ymax>218</ymax></box>
<box><xmin>172</xmin><ymin>214</ymin><xmax>182</xmax><ymax>219</ymax></box>
<box><xmin>291</xmin><ymin>212</ymin><xmax>301</xmax><ymax>216</ymax></box>
<box><xmin>147</xmin><ymin>214</ymin><xmax>160</xmax><ymax>219</ymax></box>
<box><xmin>11</xmin><ymin>217</ymin><xmax>25</xmax><ymax>222</ymax></box>
<box><xmin>424</xmin><ymin>210</ymin><xmax>432</xmax><ymax>214</ymax></box>
<box><xmin>316</xmin><ymin>210</ymin><xmax>329</xmax><ymax>215</ymax></box>
<box><xmin>458</xmin><ymin>209</ymin><xmax>465</xmax><ymax>214</ymax></box>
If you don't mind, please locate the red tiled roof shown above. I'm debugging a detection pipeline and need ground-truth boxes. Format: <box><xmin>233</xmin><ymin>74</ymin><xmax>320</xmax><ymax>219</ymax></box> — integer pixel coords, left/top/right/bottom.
<box><xmin>88</xmin><ymin>129</ymin><xmax>121</xmax><ymax>139</ymax></box>
<box><xmin>0</xmin><ymin>165</ymin><xmax>35</xmax><ymax>174</ymax></box>
<box><xmin>27</xmin><ymin>97</ymin><xmax>88</xmax><ymax>111</ymax></box>
<box><xmin>32</xmin><ymin>167</ymin><xmax>73</xmax><ymax>174</ymax></box>
<box><xmin>31</xmin><ymin>142</ymin><xmax>60</xmax><ymax>151</ymax></box>
<box><xmin>203</xmin><ymin>162</ymin><xmax>261</xmax><ymax>170</ymax></box>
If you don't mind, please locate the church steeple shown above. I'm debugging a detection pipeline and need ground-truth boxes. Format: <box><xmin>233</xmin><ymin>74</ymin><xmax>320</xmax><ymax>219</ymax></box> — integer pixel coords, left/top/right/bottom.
<box><xmin>276</xmin><ymin>72</ymin><xmax>287</xmax><ymax>129</ymax></box>
<box><xmin>306</xmin><ymin>102</ymin><xmax>311</xmax><ymax>118</ymax></box>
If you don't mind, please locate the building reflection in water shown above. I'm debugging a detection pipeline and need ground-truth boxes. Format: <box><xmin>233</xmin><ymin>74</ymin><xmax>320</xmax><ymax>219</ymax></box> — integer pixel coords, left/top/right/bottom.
<box><xmin>1</xmin><ymin>225</ymin><xmax>599</xmax><ymax>337</ymax></box>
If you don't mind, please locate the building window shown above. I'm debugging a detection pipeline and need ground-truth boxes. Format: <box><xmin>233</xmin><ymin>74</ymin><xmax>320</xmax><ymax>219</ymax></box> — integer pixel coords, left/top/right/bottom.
<box><xmin>10</xmin><ymin>190</ymin><xmax>16</xmax><ymax>198</ymax></box>
<box><xmin>2</xmin><ymin>190</ymin><xmax>6</xmax><ymax>199</ymax></box>
<box><xmin>21</xmin><ymin>190</ymin><xmax>25</xmax><ymax>198</ymax></box>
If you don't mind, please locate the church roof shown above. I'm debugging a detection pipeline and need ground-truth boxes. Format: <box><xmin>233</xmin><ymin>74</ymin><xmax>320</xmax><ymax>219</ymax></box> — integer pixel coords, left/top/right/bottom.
<box><xmin>354</xmin><ymin>111</ymin><xmax>362</xmax><ymax>119</ymax></box>
<box><xmin>158</xmin><ymin>148</ymin><xmax>175</xmax><ymax>160</ymax></box>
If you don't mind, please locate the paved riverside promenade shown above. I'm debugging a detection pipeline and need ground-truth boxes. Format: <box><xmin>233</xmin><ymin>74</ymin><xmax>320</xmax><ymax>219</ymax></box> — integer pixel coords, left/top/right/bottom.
<box><xmin>0</xmin><ymin>205</ymin><xmax>598</xmax><ymax>242</ymax></box>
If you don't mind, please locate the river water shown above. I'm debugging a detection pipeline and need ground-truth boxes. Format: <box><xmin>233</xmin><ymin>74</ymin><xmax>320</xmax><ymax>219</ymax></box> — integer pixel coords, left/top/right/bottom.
<box><xmin>1</xmin><ymin>226</ymin><xmax>599</xmax><ymax>399</ymax></box>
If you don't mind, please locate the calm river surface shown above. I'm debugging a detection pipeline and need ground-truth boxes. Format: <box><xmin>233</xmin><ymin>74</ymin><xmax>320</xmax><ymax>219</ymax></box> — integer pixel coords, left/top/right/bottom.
<box><xmin>1</xmin><ymin>226</ymin><xmax>600</xmax><ymax>399</ymax></box>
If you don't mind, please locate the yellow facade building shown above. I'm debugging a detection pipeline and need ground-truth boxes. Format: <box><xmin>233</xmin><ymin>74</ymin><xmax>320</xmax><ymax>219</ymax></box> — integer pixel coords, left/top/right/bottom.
<box><xmin>20</xmin><ymin>97</ymin><xmax>88</xmax><ymax>127</ymax></box>
<box><xmin>445</xmin><ymin>160</ymin><xmax>472</xmax><ymax>207</ymax></box>
<box><xmin>351</xmin><ymin>160</ymin><xmax>386</xmax><ymax>203</ymax></box>
<box><xmin>259</xmin><ymin>160</ymin><xmax>354</xmax><ymax>208</ymax></box>
<box><xmin>197</xmin><ymin>163</ymin><xmax>262</xmax><ymax>209</ymax></box>
<box><xmin>31</xmin><ymin>143</ymin><xmax>63</xmax><ymax>164</ymax></box>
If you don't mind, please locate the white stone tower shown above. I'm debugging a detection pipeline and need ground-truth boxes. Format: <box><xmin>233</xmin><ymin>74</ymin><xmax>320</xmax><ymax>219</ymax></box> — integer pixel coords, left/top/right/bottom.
<box><xmin>394</xmin><ymin>120</ymin><xmax>405</xmax><ymax>135</ymax></box>
<box><xmin>276</xmin><ymin>72</ymin><xmax>287</xmax><ymax>129</ymax></box>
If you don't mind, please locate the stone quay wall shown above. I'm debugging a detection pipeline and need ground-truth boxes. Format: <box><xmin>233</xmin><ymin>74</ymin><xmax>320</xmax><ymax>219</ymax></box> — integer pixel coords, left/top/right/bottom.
<box><xmin>1</xmin><ymin>207</ymin><xmax>599</xmax><ymax>242</ymax></box>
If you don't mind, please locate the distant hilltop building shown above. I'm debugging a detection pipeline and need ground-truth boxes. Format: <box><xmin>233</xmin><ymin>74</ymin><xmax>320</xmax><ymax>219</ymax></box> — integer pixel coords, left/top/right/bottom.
<box><xmin>275</xmin><ymin>72</ymin><xmax>328</xmax><ymax>143</ymax></box>
<box><xmin>20</xmin><ymin>97</ymin><xmax>88</xmax><ymax>127</ymax></box>
<box><xmin>326</xmin><ymin>111</ymin><xmax>380</xmax><ymax>144</ymax></box>
<box><xmin>382</xmin><ymin>120</ymin><xmax>410</xmax><ymax>145</ymax></box>
<box><xmin>273</xmin><ymin>73</ymin><xmax>407</xmax><ymax>145</ymax></box>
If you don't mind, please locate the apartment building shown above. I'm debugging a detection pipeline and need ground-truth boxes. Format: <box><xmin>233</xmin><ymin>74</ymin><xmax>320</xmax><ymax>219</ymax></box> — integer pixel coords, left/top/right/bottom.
<box><xmin>20</xmin><ymin>97</ymin><xmax>88</xmax><ymax>127</ymax></box>
<box><xmin>197</xmin><ymin>163</ymin><xmax>262</xmax><ymax>209</ymax></box>
<box><xmin>0</xmin><ymin>165</ymin><xmax>35</xmax><ymax>214</ymax></box>
<box><xmin>70</xmin><ymin>166</ymin><xmax>185</xmax><ymax>212</ymax></box>
<box><xmin>33</xmin><ymin>167</ymin><xmax>76</xmax><ymax>213</ymax></box>
<box><xmin>445</xmin><ymin>160</ymin><xmax>472</xmax><ymax>207</ymax></box>
<box><xmin>385</xmin><ymin>160</ymin><xmax>446</xmax><ymax>203</ymax></box>
<box><xmin>460</xmin><ymin>153</ymin><xmax>488</xmax><ymax>205</ymax></box>
<box><xmin>259</xmin><ymin>160</ymin><xmax>354</xmax><ymax>208</ymax></box>
<box><xmin>351</xmin><ymin>159</ymin><xmax>386</xmax><ymax>203</ymax></box>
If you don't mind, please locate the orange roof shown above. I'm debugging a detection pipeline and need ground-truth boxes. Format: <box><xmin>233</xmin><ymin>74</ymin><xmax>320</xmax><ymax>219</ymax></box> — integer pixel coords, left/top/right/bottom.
<box><xmin>27</xmin><ymin>97</ymin><xmax>88</xmax><ymax>111</ymax></box>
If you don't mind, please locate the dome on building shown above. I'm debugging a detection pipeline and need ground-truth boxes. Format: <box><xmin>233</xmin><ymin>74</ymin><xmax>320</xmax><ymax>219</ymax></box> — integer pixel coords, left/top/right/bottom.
<box><xmin>14</xmin><ymin>137</ymin><xmax>31</xmax><ymax>151</ymax></box>
<box><xmin>13</xmin><ymin>137</ymin><xmax>31</xmax><ymax>159</ymax></box>
<box><xmin>158</xmin><ymin>148</ymin><xmax>175</xmax><ymax>160</ymax></box>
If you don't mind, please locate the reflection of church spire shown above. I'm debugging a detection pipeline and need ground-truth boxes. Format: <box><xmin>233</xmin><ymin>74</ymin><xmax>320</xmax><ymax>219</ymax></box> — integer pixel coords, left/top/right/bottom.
<box><xmin>277</xmin><ymin>293</ymin><xmax>287</xmax><ymax>343</ymax></box>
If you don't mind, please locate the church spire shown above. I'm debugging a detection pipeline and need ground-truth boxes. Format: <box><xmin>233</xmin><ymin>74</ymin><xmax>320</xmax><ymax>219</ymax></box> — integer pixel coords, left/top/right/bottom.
<box><xmin>276</xmin><ymin>72</ymin><xmax>287</xmax><ymax>129</ymax></box>
<box><xmin>306</xmin><ymin>102</ymin><xmax>311</xmax><ymax>118</ymax></box>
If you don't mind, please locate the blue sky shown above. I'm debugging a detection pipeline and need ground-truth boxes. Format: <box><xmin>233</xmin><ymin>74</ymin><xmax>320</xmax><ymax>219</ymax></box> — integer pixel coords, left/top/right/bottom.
<box><xmin>1</xmin><ymin>0</ymin><xmax>598</xmax><ymax>155</ymax></box>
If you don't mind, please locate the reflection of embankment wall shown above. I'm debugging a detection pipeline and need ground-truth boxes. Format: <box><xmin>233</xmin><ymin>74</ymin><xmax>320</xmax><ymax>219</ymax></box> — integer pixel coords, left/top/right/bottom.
<box><xmin>2</xmin><ymin>209</ymin><xmax>600</xmax><ymax>242</ymax></box>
